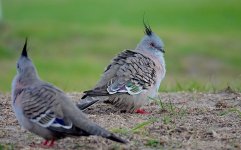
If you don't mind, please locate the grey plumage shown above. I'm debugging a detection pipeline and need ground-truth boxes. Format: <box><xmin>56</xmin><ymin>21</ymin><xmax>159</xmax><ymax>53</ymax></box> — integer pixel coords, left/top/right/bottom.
<box><xmin>11</xmin><ymin>39</ymin><xmax>127</xmax><ymax>144</ymax></box>
<box><xmin>78</xmin><ymin>22</ymin><xmax>166</xmax><ymax>113</ymax></box>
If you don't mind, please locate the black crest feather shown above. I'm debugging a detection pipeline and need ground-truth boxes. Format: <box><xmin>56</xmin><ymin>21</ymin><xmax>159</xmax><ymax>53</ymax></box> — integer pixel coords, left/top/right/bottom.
<box><xmin>21</xmin><ymin>38</ymin><xmax>28</xmax><ymax>57</ymax></box>
<box><xmin>143</xmin><ymin>17</ymin><xmax>152</xmax><ymax>36</ymax></box>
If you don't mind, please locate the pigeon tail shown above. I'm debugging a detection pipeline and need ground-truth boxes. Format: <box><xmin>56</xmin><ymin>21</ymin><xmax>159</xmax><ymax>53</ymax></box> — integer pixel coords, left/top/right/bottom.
<box><xmin>106</xmin><ymin>133</ymin><xmax>128</xmax><ymax>144</ymax></box>
<box><xmin>77</xmin><ymin>99</ymin><xmax>99</xmax><ymax>110</ymax></box>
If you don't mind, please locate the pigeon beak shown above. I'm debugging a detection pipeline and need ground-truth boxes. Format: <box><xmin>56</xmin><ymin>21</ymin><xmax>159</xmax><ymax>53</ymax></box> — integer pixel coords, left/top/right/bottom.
<box><xmin>21</xmin><ymin>38</ymin><xmax>28</xmax><ymax>58</ymax></box>
<box><xmin>156</xmin><ymin>47</ymin><xmax>165</xmax><ymax>53</ymax></box>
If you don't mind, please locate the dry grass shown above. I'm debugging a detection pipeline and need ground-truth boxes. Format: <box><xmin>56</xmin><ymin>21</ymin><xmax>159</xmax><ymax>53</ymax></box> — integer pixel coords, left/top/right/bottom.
<box><xmin>0</xmin><ymin>87</ymin><xmax>241</xmax><ymax>149</ymax></box>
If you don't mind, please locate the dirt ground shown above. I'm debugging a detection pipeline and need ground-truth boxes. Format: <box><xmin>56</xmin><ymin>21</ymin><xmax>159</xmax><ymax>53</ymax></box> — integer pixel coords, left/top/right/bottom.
<box><xmin>0</xmin><ymin>87</ymin><xmax>241</xmax><ymax>150</ymax></box>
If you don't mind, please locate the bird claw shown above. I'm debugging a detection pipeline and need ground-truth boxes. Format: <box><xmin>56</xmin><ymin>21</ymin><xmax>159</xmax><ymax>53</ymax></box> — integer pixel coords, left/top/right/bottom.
<box><xmin>29</xmin><ymin>139</ymin><xmax>55</xmax><ymax>148</ymax></box>
<box><xmin>42</xmin><ymin>140</ymin><xmax>49</xmax><ymax>146</ymax></box>
<box><xmin>135</xmin><ymin>109</ymin><xmax>150</xmax><ymax>114</ymax></box>
<box><xmin>48</xmin><ymin>139</ymin><xmax>55</xmax><ymax>147</ymax></box>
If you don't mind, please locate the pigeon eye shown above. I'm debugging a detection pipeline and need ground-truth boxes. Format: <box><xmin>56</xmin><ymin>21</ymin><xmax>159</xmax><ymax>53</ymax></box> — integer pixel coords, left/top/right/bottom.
<box><xmin>150</xmin><ymin>42</ymin><xmax>155</xmax><ymax>47</ymax></box>
<box><xmin>17</xmin><ymin>64</ymin><xmax>20</xmax><ymax>69</ymax></box>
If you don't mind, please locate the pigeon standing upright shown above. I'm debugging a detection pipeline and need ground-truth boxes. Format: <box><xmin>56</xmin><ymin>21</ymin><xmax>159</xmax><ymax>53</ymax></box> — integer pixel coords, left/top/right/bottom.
<box><xmin>78</xmin><ymin>22</ymin><xmax>166</xmax><ymax>114</ymax></box>
<box><xmin>11</xmin><ymin>39</ymin><xmax>127</xmax><ymax>147</ymax></box>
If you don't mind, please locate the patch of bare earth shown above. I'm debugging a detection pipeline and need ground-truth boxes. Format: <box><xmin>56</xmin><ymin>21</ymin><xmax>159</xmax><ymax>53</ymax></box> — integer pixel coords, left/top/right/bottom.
<box><xmin>0</xmin><ymin>88</ymin><xmax>241</xmax><ymax>150</ymax></box>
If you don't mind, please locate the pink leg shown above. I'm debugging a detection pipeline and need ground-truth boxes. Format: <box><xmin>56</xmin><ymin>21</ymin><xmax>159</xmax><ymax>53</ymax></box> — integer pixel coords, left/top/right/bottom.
<box><xmin>41</xmin><ymin>140</ymin><xmax>49</xmax><ymax>146</ymax></box>
<box><xmin>39</xmin><ymin>140</ymin><xmax>49</xmax><ymax>148</ymax></box>
<box><xmin>47</xmin><ymin>139</ymin><xmax>55</xmax><ymax>147</ymax></box>
<box><xmin>135</xmin><ymin>109</ymin><xmax>150</xmax><ymax>114</ymax></box>
<box><xmin>30</xmin><ymin>139</ymin><xmax>55</xmax><ymax>148</ymax></box>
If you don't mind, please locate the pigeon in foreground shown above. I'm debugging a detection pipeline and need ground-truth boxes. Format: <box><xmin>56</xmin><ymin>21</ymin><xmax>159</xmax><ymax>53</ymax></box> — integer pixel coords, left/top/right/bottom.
<box><xmin>11</xmin><ymin>39</ymin><xmax>127</xmax><ymax>147</ymax></box>
<box><xmin>78</xmin><ymin>22</ymin><xmax>166</xmax><ymax>114</ymax></box>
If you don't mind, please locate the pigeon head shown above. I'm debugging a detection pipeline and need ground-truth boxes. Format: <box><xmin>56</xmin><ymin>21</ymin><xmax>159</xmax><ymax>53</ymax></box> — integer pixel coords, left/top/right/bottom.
<box><xmin>17</xmin><ymin>38</ymin><xmax>37</xmax><ymax>77</ymax></box>
<box><xmin>136</xmin><ymin>22</ymin><xmax>165</xmax><ymax>54</ymax></box>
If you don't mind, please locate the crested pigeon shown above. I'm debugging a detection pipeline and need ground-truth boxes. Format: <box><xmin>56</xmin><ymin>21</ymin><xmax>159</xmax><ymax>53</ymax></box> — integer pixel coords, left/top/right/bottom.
<box><xmin>11</xmin><ymin>39</ymin><xmax>127</xmax><ymax>147</ymax></box>
<box><xmin>78</xmin><ymin>22</ymin><xmax>166</xmax><ymax>113</ymax></box>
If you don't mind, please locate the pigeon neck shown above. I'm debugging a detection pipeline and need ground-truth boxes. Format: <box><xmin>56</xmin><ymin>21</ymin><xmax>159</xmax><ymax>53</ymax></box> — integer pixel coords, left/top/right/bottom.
<box><xmin>154</xmin><ymin>51</ymin><xmax>165</xmax><ymax>67</ymax></box>
<box><xmin>17</xmin><ymin>68</ymin><xmax>40</xmax><ymax>86</ymax></box>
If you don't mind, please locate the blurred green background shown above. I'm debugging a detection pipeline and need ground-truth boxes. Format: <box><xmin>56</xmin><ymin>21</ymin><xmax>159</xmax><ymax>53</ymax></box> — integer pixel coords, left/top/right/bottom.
<box><xmin>0</xmin><ymin>0</ymin><xmax>240</xmax><ymax>92</ymax></box>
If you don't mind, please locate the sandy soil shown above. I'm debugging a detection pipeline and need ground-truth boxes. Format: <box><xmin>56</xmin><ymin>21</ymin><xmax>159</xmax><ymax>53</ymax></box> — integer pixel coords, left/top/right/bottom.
<box><xmin>0</xmin><ymin>87</ymin><xmax>241</xmax><ymax>150</ymax></box>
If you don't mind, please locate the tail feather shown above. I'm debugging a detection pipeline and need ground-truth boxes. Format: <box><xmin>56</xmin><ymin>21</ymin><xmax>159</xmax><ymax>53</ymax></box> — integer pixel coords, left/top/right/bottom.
<box><xmin>74</xmin><ymin>119</ymin><xmax>128</xmax><ymax>144</ymax></box>
<box><xmin>82</xmin><ymin>88</ymin><xmax>110</xmax><ymax>98</ymax></box>
<box><xmin>77</xmin><ymin>99</ymin><xmax>99</xmax><ymax>110</ymax></box>
<box><xmin>77</xmin><ymin>94</ymin><xmax>109</xmax><ymax>110</ymax></box>
<box><xmin>89</xmin><ymin>123</ymin><xmax>128</xmax><ymax>144</ymax></box>
<box><xmin>106</xmin><ymin>133</ymin><xmax>128</xmax><ymax>144</ymax></box>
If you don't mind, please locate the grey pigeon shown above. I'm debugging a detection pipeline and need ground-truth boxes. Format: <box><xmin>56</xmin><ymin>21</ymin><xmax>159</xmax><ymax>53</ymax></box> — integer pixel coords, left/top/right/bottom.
<box><xmin>78</xmin><ymin>22</ymin><xmax>166</xmax><ymax>114</ymax></box>
<box><xmin>11</xmin><ymin>39</ymin><xmax>127</xmax><ymax>147</ymax></box>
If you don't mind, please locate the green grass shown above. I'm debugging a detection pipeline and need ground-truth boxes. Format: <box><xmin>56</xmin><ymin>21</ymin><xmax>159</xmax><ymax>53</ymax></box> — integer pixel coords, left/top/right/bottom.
<box><xmin>0</xmin><ymin>144</ymin><xmax>14</xmax><ymax>150</ymax></box>
<box><xmin>219</xmin><ymin>108</ymin><xmax>241</xmax><ymax>118</ymax></box>
<box><xmin>0</xmin><ymin>0</ymin><xmax>241</xmax><ymax>92</ymax></box>
<box><xmin>111</xmin><ymin>97</ymin><xmax>190</xmax><ymax>149</ymax></box>
<box><xmin>145</xmin><ymin>138</ymin><xmax>161</xmax><ymax>148</ymax></box>
<box><xmin>131</xmin><ymin>118</ymin><xmax>158</xmax><ymax>133</ymax></box>
<box><xmin>111</xmin><ymin>117</ymin><xmax>159</xmax><ymax>136</ymax></box>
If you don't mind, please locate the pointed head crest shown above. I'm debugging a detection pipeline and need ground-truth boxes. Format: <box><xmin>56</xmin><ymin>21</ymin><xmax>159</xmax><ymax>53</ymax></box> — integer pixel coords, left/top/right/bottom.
<box><xmin>143</xmin><ymin>19</ymin><xmax>152</xmax><ymax>36</ymax></box>
<box><xmin>21</xmin><ymin>38</ymin><xmax>28</xmax><ymax>57</ymax></box>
